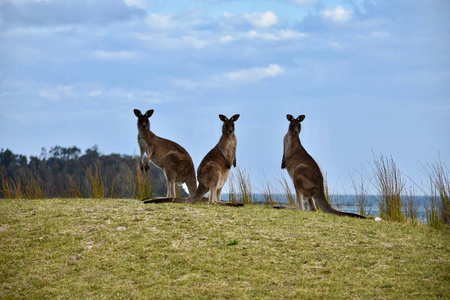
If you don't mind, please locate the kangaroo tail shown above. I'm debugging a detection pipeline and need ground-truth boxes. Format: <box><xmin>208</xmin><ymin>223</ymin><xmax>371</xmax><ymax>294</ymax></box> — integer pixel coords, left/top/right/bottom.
<box><xmin>189</xmin><ymin>183</ymin><xmax>209</xmax><ymax>203</ymax></box>
<box><xmin>273</xmin><ymin>205</ymin><xmax>295</xmax><ymax>210</ymax></box>
<box><xmin>215</xmin><ymin>201</ymin><xmax>244</xmax><ymax>207</ymax></box>
<box><xmin>142</xmin><ymin>197</ymin><xmax>188</xmax><ymax>204</ymax></box>
<box><xmin>314</xmin><ymin>192</ymin><xmax>366</xmax><ymax>219</ymax></box>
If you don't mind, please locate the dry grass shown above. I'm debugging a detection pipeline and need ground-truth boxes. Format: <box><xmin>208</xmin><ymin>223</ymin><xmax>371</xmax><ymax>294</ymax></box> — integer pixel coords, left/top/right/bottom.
<box><xmin>234</xmin><ymin>167</ymin><xmax>254</xmax><ymax>204</ymax></box>
<box><xmin>351</xmin><ymin>171</ymin><xmax>370</xmax><ymax>216</ymax></box>
<box><xmin>424</xmin><ymin>157</ymin><xmax>450</xmax><ymax>229</ymax></box>
<box><xmin>372</xmin><ymin>155</ymin><xmax>405</xmax><ymax>222</ymax></box>
<box><xmin>277</xmin><ymin>173</ymin><xmax>296</xmax><ymax>207</ymax></box>
<box><xmin>1</xmin><ymin>170</ymin><xmax>46</xmax><ymax>200</ymax></box>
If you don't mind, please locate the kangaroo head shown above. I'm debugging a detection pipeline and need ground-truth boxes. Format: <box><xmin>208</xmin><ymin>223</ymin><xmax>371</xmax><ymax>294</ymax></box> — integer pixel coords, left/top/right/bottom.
<box><xmin>286</xmin><ymin>114</ymin><xmax>305</xmax><ymax>135</ymax></box>
<box><xmin>219</xmin><ymin>114</ymin><xmax>240</xmax><ymax>135</ymax></box>
<box><xmin>134</xmin><ymin>109</ymin><xmax>154</xmax><ymax>130</ymax></box>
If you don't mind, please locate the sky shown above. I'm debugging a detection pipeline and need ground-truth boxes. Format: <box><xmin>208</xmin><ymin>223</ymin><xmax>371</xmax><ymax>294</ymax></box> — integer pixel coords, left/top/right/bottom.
<box><xmin>1</xmin><ymin>0</ymin><xmax>449</xmax><ymax>194</ymax></box>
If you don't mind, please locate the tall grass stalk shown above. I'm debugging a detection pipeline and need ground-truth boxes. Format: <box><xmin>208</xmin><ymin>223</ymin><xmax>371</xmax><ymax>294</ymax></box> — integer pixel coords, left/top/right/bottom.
<box><xmin>227</xmin><ymin>172</ymin><xmax>238</xmax><ymax>203</ymax></box>
<box><xmin>135</xmin><ymin>159</ymin><xmax>152</xmax><ymax>199</ymax></box>
<box><xmin>262</xmin><ymin>180</ymin><xmax>277</xmax><ymax>207</ymax></box>
<box><xmin>351</xmin><ymin>172</ymin><xmax>369</xmax><ymax>216</ymax></box>
<box><xmin>372</xmin><ymin>154</ymin><xmax>405</xmax><ymax>222</ymax></box>
<box><xmin>2</xmin><ymin>179</ymin><xmax>12</xmax><ymax>199</ymax></box>
<box><xmin>424</xmin><ymin>157</ymin><xmax>450</xmax><ymax>229</ymax></box>
<box><xmin>278</xmin><ymin>173</ymin><xmax>295</xmax><ymax>207</ymax></box>
<box><xmin>403</xmin><ymin>188</ymin><xmax>420</xmax><ymax>225</ymax></box>
<box><xmin>323</xmin><ymin>173</ymin><xmax>340</xmax><ymax>211</ymax></box>
<box><xmin>235</xmin><ymin>167</ymin><xmax>253</xmax><ymax>204</ymax></box>
<box><xmin>23</xmin><ymin>171</ymin><xmax>46</xmax><ymax>199</ymax></box>
<box><xmin>86</xmin><ymin>164</ymin><xmax>105</xmax><ymax>198</ymax></box>
<box><xmin>69</xmin><ymin>178</ymin><xmax>83</xmax><ymax>198</ymax></box>
<box><xmin>1</xmin><ymin>171</ymin><xmax>46</xmax><ymax>199</ymax></box>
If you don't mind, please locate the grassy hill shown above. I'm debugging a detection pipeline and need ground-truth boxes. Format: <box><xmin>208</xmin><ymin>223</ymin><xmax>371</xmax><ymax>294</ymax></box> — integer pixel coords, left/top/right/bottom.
<box><xmin>1</xmin><ymin>199</ymin><xmax>449</xmax><ymax>299</ymax></box>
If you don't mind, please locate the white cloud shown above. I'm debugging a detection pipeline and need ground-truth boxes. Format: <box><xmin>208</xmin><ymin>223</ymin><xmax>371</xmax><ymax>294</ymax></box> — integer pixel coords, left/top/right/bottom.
<box><xmin>38</xmin><ymin>90</ymin><xmax>60</xmax><ymax>101</ymax></box>
<box><xmin>244</xmin><ymin>11</ymin><xmax>278</xmax><ymax>28</ymax></box>
<box><xmin>221</xmin><ymin>29</ymin><xmax>306</xmax><ymax>43</ymax></box>
<box><xmin>38</xmin><ymin>85</ymin><xmax>73</xmax><ymax>101</ymax></box>
<box><xmin>224</xmin><ymin>64</ymin><xmax>285</xmax><ymax>83</ymax></box>
<box><xmin>89</xmin><ymin>90</ymin><xmax>102</xmax><ymax>97</ymax></box>
<box><xmin>182</xmin><ymin>36</ymin><xmax>209</xmax><ymax>49</ymax></box>
<box><xmin>174</xmin><ymin>79</ymin><xmax>197</xmax><ymax>90</ymax></box>
<box><xmin>320</xmin><ymin>6</ymin><xmax>353</xmax><ymax>22</ymax></box>
<box><xmin>371</xmin><ymin>31</ymin><xmax>391</xmax><ymax>38</ymax></box>
<box><xmin>286</xmin><ymin>0</ymin><xmax>316</xmax><ymax>5</ymax></box>
<box><xmin>91</xmin><ymin>50</ymin><xmax>139</xmax><ymax>60</ymax></box>
<box><xmin>124</xmin><ymin>0</ymin><xmax>147</xmax><ymax>9</ymax></box>
<box><xmin>135</xmin><ymin>32</ymin><xmax>211</xmax><ymax>50</ymax></box>
<box><xmin>0</xmin><ymin>0</ymin><xmax>50</xmax><ymax>3</ymax></box>
<box><xmin>220</xmin><ymin>35</ymin><xmax>234</xmax><ymax>43</ymax></box>
<box><xmin>146</xmin><ymin>13</ymin><xmax>178</xmax><ymax>31</ymax></box>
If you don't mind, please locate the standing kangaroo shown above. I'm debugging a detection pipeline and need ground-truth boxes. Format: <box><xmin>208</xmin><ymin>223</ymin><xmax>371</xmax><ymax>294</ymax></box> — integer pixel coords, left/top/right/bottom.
<box><xmin>134</xmin><ymin>109</ymin><xmax>197</xmax><ymax>198</ymax></box>
<box><xmin>189</xmin><ymin>114</ymin><xmax>241</xmax><ymax>206</ymax></box>
<box><xmin>280</xmin><ymin>114</ymin><xmax>365</xmax><ymax>218</ymax></box>
<box><xmin>143</xmin><ymin>114</ymin><xmax>242</xmax><ymax>207</ymax></box>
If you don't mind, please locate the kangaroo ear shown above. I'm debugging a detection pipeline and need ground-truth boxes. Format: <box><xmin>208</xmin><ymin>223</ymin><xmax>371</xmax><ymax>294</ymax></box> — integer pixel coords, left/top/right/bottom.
<box><xmin>230</xmin><ymin>114</ymin><xmax>240</xmax><ymax>122</ymax></box>
<box><xmin>145</xmin><ymin>110</ymin><xmax>154</xmax><ymax>118</ymax></box>
<box><xmin>134</xmin><ymin>109</ymin><xmax>142</xmax><ymax>117</ymax></box>
<box><xmin>219</xmin><ymin>114</ymin><xmax>228</xmax><ymax>122</ymax></box>
<box><xmin>286</xmin><ymin>114</ymin><xmax>294</xmax><ymax>121</ymax></box>
<box><xmin>298</xmin><ymin>115</ymin><xmax>306</xmax><ymax>122</ymax></box>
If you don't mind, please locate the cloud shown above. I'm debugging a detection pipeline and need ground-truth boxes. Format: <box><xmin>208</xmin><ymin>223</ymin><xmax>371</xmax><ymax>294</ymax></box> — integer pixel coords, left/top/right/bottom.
<box><xmin>320</xmin><ymin>6</ymin><xmax>353</xmax><ymax>22</ymax></box>
<box><xmin>146</xmin><ymin>13</ymin><xmax>178</xmax><ymax>31</ymax></box>
<box><xmin>224</xmin><ymin>64</ymin><xmax>285</xmax><ymax>83</ymax></box>
<box><xmin>91</xmin><ymin>50</ymin><xmax>139</xmax><ymax>60</ymax></box>
<box><xmin>124</xmin><ymin>0</ymin><xmax>149</xmax><ymax>10</ymax></box>
<box><xmin>286</xmin><ymin>0</ymin><xmax>317</xmax><ymax>5</ymax></box>
<box><xmin>135</xmin><ymin>32</ymin><xmax>210</xmax><ymax>50</ymax></box>
<box><xmin>244</xmin><ymin>11</ymin><xmax>278</xmax><ymax>28</ymax></box>
<box><xmin>89</xmin><ymin>90</ymin><xmax>102</xmax><ymax>97</ymax></box>
<box><xmin>220</xmin><ymin>29</ymin><xmax>306</xmax><ymax>43</ymax></box>
<box><xmin>174</xmin><ymin>79</ymin><xmax>197</xmax><ymax>90</ymax></box>
<box><xmin>0</xmin><ymin>0</ymin><xmax>146</xmax><ymax>27</ymax></box>
<box><xmin>38</xmin><ymin>85</ymin><xmax>73</xmax><ymax>101</ymax></box>
<box><xmin>371</xmin><ymin>31</ymin><xmax>390</xmax><ymax>38</ymax></box>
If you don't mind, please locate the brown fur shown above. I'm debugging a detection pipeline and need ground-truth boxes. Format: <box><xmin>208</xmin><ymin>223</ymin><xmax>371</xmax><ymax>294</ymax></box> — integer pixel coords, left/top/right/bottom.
<box><xmin>134</xmin><ymin>109</ymin><xmax>197</xmax><ymax>198</ymax></box>
<box><xmin>188</xmin><ymin>114</ymin><xmax>242</xmax><ymax>206</ymax></box>
<box><xmin>280</xmin><ymin>114</ymin><xmax>365</xmax><ymax>218</ymax></box>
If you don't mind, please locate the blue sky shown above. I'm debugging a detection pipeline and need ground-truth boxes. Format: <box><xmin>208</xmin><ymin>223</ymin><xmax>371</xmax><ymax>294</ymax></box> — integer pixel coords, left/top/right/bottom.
<box><xmin>1</xmin><ymin>0</ymin><xmax>449</xmax><ymax>193</ymax></box>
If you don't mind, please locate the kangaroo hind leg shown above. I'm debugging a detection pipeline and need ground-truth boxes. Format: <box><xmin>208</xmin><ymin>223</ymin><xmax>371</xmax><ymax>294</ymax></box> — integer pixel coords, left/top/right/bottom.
<box><xmin>307</xmin><ymin>198</ymin><xmax>317</xmax><ymax>211</ymax></box>
<box><xmin>167</xmin><ymin>179</ymin><xmax>176</xmax><ymax>198</ymax></box>
<box><xmin>295</xmin><ymin>189</ymin><xmax>305</xmax><ymax>210</ymax></box>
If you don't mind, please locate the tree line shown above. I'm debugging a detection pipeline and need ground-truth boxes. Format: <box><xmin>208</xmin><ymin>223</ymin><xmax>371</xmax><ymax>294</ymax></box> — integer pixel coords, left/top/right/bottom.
<box><xmin>0</xmin><ymin>145</ymin><xmax>180</xmax><ymax>199</ymax></box>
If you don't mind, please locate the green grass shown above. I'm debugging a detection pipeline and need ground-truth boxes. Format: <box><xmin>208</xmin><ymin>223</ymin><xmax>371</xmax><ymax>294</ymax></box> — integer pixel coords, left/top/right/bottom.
<box><xmin>1</xmin><ymin>199</ymin><xmax>449</xmax><ymax>299</ymax></box>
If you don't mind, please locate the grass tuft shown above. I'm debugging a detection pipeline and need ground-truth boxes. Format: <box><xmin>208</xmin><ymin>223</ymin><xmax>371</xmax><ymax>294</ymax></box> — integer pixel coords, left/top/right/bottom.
<box><xmin>372</xmin><ymin>154</ymin><xmax>405</xmax><ymax>222</ymax></box>
<box><xmin>235</xmin><ymin>167</ymin><xmax>254</xmax><ymax>204</ymax></box>
<box><xmin>423</xmin><ymin>156</ymin><xmax>449</xmax><ymax>229</ymax></box>
<box><xmin>86</xmin><ymin>164</ymin><xmax>106</xmax><ymax>198</ymax></box>
<box><xmin>278</xmin><ymin>173</ymin><xmax>295</xmax><ymax>207</ymax></box>
<box><xmin>351</xmin><ymin>171</ymin><xmax>370</xmax><ymax>216</ymax></box>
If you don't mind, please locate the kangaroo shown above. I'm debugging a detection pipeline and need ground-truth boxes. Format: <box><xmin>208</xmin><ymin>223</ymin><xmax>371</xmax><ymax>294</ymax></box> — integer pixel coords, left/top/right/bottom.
<box><xmin>134</xmin><ymin>109</ymin><xmax>197</xmax><ymax>198</ymax></box>
<box><xmin>188</xmin><ymin>114</ymin><xmax>241</xmax><ymax>206</ymax></box>
<box><xmin>279</xmin><ymin>114</ymin><xmax>365</xmax><ymax>219</ymax></box>
<box><xmin>143</xmin><ymin>114</ymin><xmax>242</xmax><ymax>207</ymax></box>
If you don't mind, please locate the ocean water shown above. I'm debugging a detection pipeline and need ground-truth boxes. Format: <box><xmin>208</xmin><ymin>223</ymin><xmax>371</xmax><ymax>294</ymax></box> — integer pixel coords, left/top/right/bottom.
<box><xmin>223</xmin><ymin>193</ymin><xmax>430</xmax><ymax>222</ymax></box>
